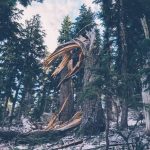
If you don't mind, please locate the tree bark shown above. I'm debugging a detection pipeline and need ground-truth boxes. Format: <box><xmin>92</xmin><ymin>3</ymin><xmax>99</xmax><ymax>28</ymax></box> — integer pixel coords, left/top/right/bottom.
<box><xmin>59</xmin><ymin>66</ymin><xmax>74</xmax><ymax>122</ymax></box>
<box><xmin>36</xmin><ymin>78</ymin><xmax>49</xmax><ymax>120</ymax></box>
<box><xmin>120</xmin><ymin>99</ymin><xmax>128</xmax><ymax>128</ymax></box>
<box><xmin>80</xmin><ymin>31</ymin><xmax>105</xmax><ymax>135</ymax></box>
<box><xmin>119</xmin><ymin>0</ymin><xmax>128</xmax><ymax>128</ymax></box>
<box><xmin>19</xmin><ymin>87</ymin><xmax>33</xmax><ymax>119</ymax></box>
<box><xmin>105</xmin><ymin>96</ymin><xmax>110</xmax><ymax>150</ymax></box>
<box><xmin>9</xmin><ymin>81</ymin><xmax>21</xmax><ymax>124</ymax></box>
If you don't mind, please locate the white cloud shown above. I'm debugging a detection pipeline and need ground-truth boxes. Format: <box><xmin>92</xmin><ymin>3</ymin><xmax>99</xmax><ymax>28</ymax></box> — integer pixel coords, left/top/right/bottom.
<box><xmin>18</xmin><ymin>0</ymin><xmax>99</xmax><ymax>52</ymax></box>
<box><xmin>19</xmin><ymin>0</ymin><xmax>80</xmax><ymax>52</ymax></box>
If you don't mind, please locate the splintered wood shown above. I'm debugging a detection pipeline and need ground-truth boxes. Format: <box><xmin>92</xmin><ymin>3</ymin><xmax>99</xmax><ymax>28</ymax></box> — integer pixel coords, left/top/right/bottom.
<box><xmin>45</xmin><ymin>111</ymin><xmax>82</xmax><ymax>131</ymax></box>
<box><xmin>45</xmin><ymin>95</ymin><xmax>82</xmax><ymax>131</ymax></box>
<box><xmin>45</xmin><ymin>96</ymin><xmax>69</xmax><ymax>130</ymax></box>
<box><xmin>51</xmin><ymin>54</ymin><xmax>71</xmax><ymax>77</ymax></box>
<box><xmin>43</xmin><ymin>36</ymin><xmax>88</xmax><ymax>86</ymax></box>
<box><xmin>43</xmin><ymin>31</ymin><xmax>95</xmax><ymax>132</ymax></box>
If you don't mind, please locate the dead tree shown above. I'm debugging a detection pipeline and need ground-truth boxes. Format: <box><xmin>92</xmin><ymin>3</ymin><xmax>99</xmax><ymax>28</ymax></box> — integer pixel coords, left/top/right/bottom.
<box><xmin>79</xmin><ymin>30</ymin><xmax>105</xmax><ymax>135</ymax></box>
<box><xmin>59</xmin><ymin>65</ymin><xmax>74</xmax><ymax>122</ymax></box>
<box><xmin>44</xmin><ymin>29</ymin><xmax>105</xmax><ymax>135</ymax></box>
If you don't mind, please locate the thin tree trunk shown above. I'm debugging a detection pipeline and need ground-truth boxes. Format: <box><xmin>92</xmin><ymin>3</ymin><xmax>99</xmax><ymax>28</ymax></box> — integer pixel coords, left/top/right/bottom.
<box><xmin>120</xmin><ymin>99</ymin><xmax>128</xmax><ymax>128</ymax></box>
<box><xmin>20</xmin><ymin>89</ymin><xmax>33</xmax><ymax>117</ymax></box>
<box><xmin>108</xmin><ymin>99</ymin><xmax>113</xmax><ymax>120</ymax></box>
<box><xmin>140</xmin><ymin>15</ymin><xmax>150</xmax><ymax>135</ymax></box>
<box><xmin>105</xmin><ymin>96</ymin><xmax>110</xmax><ymax>150</ymax></box>
<box><xmin>113</xmin><ymin>99</ymin><xmax>120</xmax><ymax>128</ymax></box>
<box><xmin>36</xmin><ymin>78</ymin><xmax>48</xmax><ymax>120</ymax></box>
<box><xmin>9</xmin><ymin>81</ymin><xmax>21</xmax><ymax>124</ymax></box>
<box><xmin>119</xmin><ymin>0</ymin><xmax>128</xmax><ymax>128</ymax></box>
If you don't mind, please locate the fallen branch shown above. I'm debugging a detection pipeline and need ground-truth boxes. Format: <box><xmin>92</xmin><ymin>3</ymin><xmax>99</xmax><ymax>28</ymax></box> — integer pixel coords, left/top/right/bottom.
<box><xmin>84</xmin><ymin>142</ymin><xmax>135</xmax><ymax>150</ymax></box>
<box><xmin>52</xmin><ymin>139</ymin><xmax>83</xmax><ymax>150</ymax></box>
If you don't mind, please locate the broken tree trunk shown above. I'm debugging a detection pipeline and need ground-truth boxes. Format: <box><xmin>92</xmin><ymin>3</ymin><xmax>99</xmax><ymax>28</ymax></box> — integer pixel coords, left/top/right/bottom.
<box><xmin>43</xmin><ymin>30</ymin><xmax>105</xmax><ymax>135</ymax></box>
<box><xmin>79</xmin><ymin>30</ymin><xmax>105</xmax><ymax>135</ymax></box>
<box><xmin>59</xmin><ymin>66</ymin><xmax>74</xmax><ymax>122</ymax></box>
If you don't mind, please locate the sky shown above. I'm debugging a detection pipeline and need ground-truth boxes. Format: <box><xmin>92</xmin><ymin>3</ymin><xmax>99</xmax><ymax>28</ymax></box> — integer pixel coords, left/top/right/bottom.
<box><xmin>18</xmin><ymin>0</ymin><xmax>99</xmax><ymax>52</ymax></box>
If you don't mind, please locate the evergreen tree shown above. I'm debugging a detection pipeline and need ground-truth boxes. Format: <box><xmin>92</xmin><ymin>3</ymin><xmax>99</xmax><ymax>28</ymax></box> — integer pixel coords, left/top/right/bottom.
<box><xmin>74</xmin><ymin>4</ymin><xmax>95</xmax><ymax>37</ymax></box>
<box><xmin>93</xmin><ymin>0</ymin><xmax>149</xmax><ymax>129</ymax></box>
<box><xmin>19</xmin><ymin>15</ymin><xmax>46</xmax><ymax>118</ymax></box>
<box><xmin>58</xmin><ymin>16</ymin><xmax>72</xmax><ymax>43</ymax></box>
<box><xmin>0</xmin><ymin>0</ymin><xmax>43</xmax><ymax>7</ymax></box>
<box><xmin>0</xmin><ymin>6</ymin><xmax>23</xmax><ymax>123</ymax></box>
<box><xmin>0</xmin><ymin>4</ymin><xmax>21</xmax><ymax>41</ymax></box>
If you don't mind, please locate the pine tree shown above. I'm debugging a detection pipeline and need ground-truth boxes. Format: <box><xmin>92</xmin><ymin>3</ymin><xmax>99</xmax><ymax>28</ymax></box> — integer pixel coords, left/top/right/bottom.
<box><xmin>0</xmin><ymin>6</ymin><xmax>23</xmax><ymax>123</ymax></box>
<box><xmin>0</xmin><ymin>0</ymin><xmax>43</xmax><ymax>7</ymax></box>
<box><xmin>19</xmin><ymin>15</ymin><xmax>46</xmax><ymax>118</ymax></box>
<box><xmin>93</xmin><ymin>0</ymin><xmax>150</xmax><ymax>133</ymax></box>
<box><xmin>58</xmin><ymin>16</ymin><xmax>72</xmax><ymax>43</ymax></box>
<box><xmin>74</xmin><ymin>4</ymin><xmax>95</xmax><ymax>37</ymax></box>
<box><xmin>0</xmin><ymin>4</ymin><xmax>21</xmax><ymax>41</ymax></box>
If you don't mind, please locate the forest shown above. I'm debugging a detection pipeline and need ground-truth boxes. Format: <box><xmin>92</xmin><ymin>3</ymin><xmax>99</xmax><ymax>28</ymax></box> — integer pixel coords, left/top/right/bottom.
<box><xmin>0</xmin><ymin>0</ymin><xmax>150</xmax><ymax>149</ymax></box>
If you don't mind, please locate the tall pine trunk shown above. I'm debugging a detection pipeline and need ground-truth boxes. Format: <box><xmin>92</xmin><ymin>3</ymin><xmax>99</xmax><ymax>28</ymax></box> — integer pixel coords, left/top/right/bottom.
<box><xmin>80</xmin><ymin>31</ymin><xmax>105</xmax><ymax>135</ymax></box>
<box><xmin>119</xmin><ymin>0</ymin><xmax>128</xmax><ymax>128</ymax></box>
<box><xmin>9</xmin><ymin>81</ymin><xmax>21</xmax><ymax>124</ymax></box>
<box><xmin>20</xmin><ymin>87</ymin><xmax>33</xmax><ymax>118</ymax></box>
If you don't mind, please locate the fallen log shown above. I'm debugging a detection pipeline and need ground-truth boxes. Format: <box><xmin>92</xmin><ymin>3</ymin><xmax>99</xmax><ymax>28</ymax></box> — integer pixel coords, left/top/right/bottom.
<box><xmin>0</xmin><ymin>113</ymin><xmax>82</xmax><ymax>145</ymax></box>
<box><xmin>0</xmin><ymin>129</ymin><xmax>66</xmax><ymax>145</ymax></box>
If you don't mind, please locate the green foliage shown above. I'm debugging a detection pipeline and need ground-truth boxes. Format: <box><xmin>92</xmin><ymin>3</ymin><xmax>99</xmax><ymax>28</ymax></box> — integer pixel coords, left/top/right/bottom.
<box><xmin>0</xmin><ymin>5</ymin><xmax>22</xmax><ymax>41</ymax></box>
<box><xmin>0</xmin><ymin>0</ymin><xmax>43</xmax><ymax>7</ymax></box>
<box><xmin>93</xmin><ymin>0</ymin><xmax>150</xmax><ymax>112</ymax></box>
<box><xmin>0</xmin><ymin>7</ymin><xmax>50</xmax><ymax>121</ymax></box>
<box><xmin>73</xmin><ymin>4</ymin><xmax>97</xmax><ymax>93</ymax></box>
<box><xmin>58</xmin><ymin>16</ymin><xmax>73</xmax><ymax>43</ymax></box>
<box><xmin>74</xmin><ymin>4</ymin><xmax>95</xmax><ymax>37</ymax></box>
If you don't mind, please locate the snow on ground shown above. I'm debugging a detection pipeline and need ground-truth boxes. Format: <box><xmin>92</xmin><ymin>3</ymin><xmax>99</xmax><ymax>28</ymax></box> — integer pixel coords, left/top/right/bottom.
<box><xmin>0</xmin><ymin>109</ymin><xmax>150</xmax><ymax>150</ymax></box>
<box><xmin>21</xmin><ymin>116</ymin><xmax>33</xmax><ymax>132</ymax></box>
